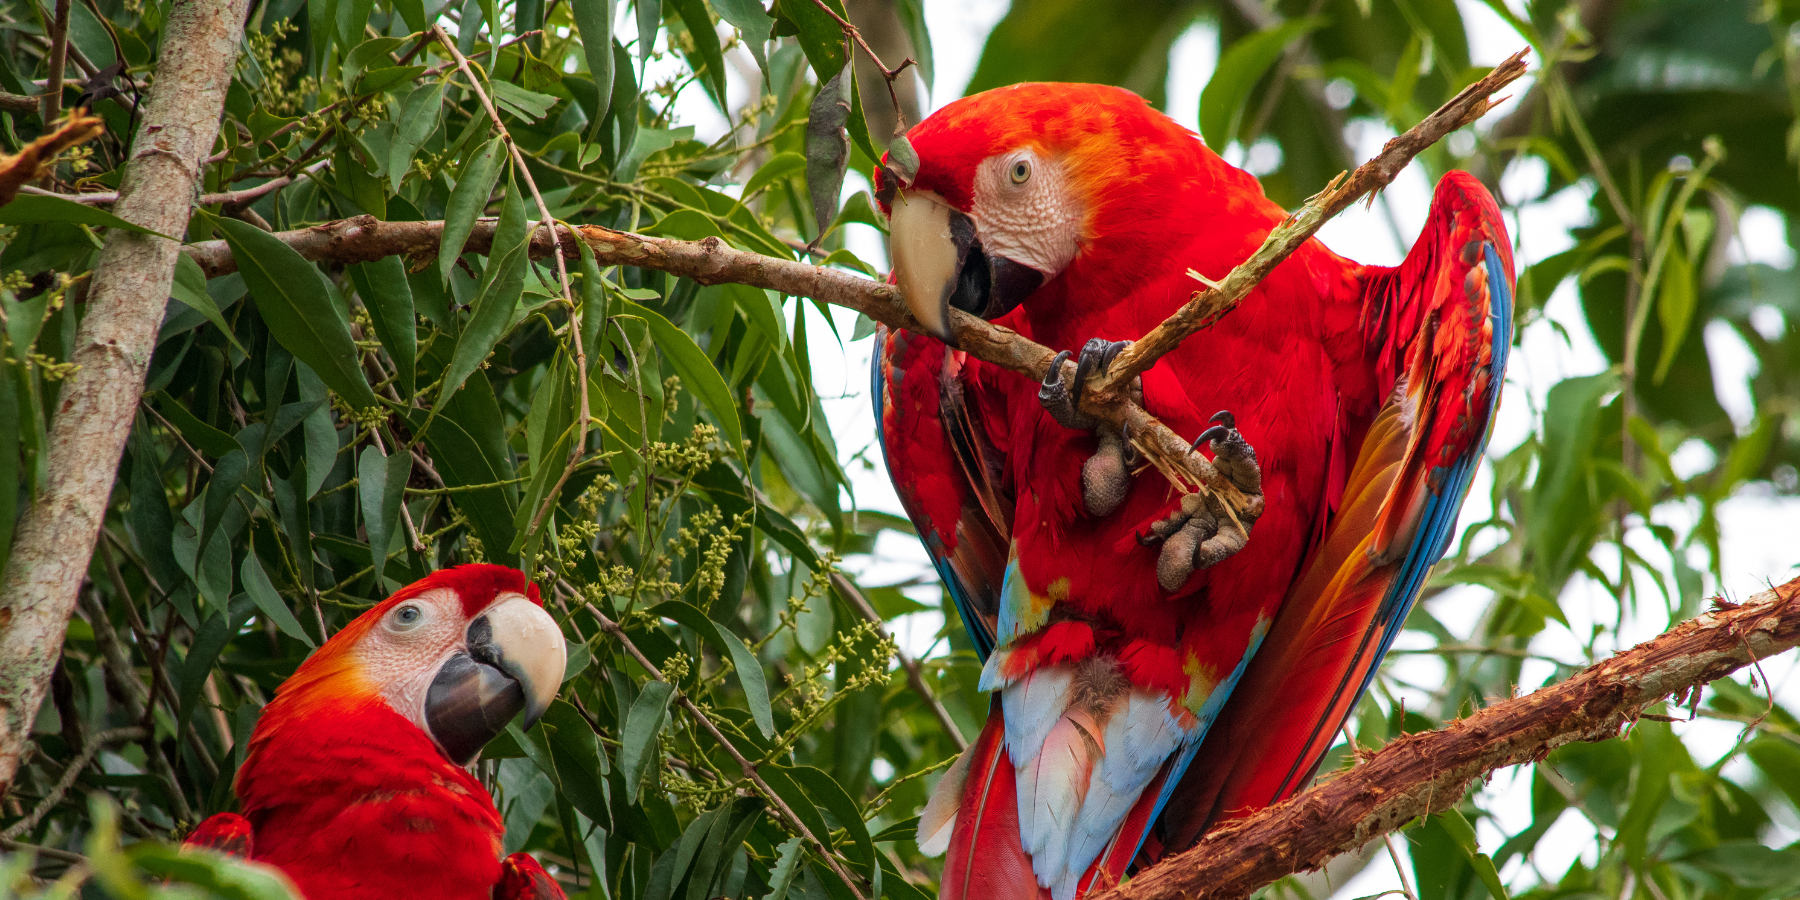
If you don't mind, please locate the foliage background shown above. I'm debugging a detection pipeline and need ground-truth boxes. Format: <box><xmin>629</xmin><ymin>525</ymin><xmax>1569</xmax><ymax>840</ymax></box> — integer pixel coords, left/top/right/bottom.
<box><xmin>0</xmin><ymin>0</ymin><xmax>1797</xmax><ymax>899</ymax></box>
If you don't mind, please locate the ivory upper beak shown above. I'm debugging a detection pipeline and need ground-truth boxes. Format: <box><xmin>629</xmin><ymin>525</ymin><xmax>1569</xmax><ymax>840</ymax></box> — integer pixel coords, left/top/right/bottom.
<box><xmin>887</xmin><ymin>189</ymin><xmax>965</xmax><ymax>344</ymax></box>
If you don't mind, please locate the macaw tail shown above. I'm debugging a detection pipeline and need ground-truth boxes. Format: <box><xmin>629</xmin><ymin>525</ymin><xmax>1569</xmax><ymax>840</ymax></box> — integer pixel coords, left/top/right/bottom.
<box><xmin>921</xmin><ymin>690</ymin><xmax>1183</xmax><ymax>900</ymax></box>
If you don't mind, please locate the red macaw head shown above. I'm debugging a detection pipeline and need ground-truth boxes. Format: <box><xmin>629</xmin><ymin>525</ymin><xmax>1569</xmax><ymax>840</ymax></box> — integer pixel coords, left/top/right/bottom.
<box><xmin>875</xmin><ymin>82</ymin><xmax>1215</xmax><ymax>343</ymax></box>
<box><xmin>261</xmin><ymin>564</ymin><xmax>566</xmax><ymax>767</ymax></box>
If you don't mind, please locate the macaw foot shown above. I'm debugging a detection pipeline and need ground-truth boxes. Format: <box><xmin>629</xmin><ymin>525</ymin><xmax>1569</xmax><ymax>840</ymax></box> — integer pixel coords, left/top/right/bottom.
<box><xmin>1039</xmin><ymin>338</ymin><xmax>1143</xmax><ymax>517</ymax></box>
<box><xmin>1037</xmin><ymin>338</ymin><xmax>1133</xmax><ymax>430</ymax></box>
<box><xmin>1138</xmin><ymin>411</ymin><xmax>1262</xmax><ymax>591</ymax></box>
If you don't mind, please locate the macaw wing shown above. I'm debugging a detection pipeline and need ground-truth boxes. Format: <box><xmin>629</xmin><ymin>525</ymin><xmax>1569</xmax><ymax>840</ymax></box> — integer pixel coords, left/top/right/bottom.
<box><xmin>185</xmin><ymin>812</ymin><xmax>254</xmax><ymax>858</ymax></box>
<box><xmin>874</xmin><ymin>324</ymin><xmax>1011</xmax><ymax>659</ymax></box>
<box><xmin>1151</xmin><ymin>171</ymin><xmax>1515</xmax><ymax>851</ymax></box>
<box><xmin>497</xmin><ymin>852</ymin><xmax>568</xmax><ymax>900</ymax></box>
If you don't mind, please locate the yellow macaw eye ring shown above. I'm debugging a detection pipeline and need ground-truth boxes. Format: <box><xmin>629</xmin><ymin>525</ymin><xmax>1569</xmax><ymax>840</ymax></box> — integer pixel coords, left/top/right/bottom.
<box><xmin>1009</xmin><ymin>160</ymin><xmax>1031</xmax><ymax>184</ymax></box>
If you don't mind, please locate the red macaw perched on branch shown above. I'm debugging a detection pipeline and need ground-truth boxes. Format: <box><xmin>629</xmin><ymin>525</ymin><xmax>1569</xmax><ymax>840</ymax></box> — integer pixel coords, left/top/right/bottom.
<box><xmin>872</xmin><ymin>84</ymin><xmax>1513</xmax><ymax>900</ymax></box>
<box><xmin>184</xmin><ymin>564</ymin><xmax>569</xmax><ymax>900</ymax></box>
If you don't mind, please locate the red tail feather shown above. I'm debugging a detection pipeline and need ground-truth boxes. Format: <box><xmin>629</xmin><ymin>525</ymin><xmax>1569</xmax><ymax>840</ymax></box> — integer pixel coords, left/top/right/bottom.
<box><xmin>941</xmin><ymin>700</ymin><xmax>1045</xmax><ymax>900</ymax></box>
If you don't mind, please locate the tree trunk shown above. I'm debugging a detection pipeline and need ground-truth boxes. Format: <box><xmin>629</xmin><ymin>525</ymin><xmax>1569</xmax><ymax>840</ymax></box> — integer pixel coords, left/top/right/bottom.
<box><xmin>0</xmin><ymin>0</ymin><xmax>251</xmax><ymax>795</ymax></box>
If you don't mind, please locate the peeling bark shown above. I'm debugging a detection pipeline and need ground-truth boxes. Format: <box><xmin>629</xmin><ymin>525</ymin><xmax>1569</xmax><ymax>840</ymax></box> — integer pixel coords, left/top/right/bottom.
<box><xmin>0</xmin><ymin>0</ymin><xmax>251</xmax><ymax>794</ymax></box>
<box><xmin>1090</xmin><ymin>575</ymin><xmax>1800</xmax><ymax>900</ymax></box>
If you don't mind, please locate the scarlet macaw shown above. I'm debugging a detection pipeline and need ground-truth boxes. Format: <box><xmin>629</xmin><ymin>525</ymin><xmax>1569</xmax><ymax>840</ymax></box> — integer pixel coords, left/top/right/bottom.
<box><xmin>872</xmin><ymin>83</ymin><xmax>1512</xmax><ymax>900</ymax></box>
<box><xmin>185</xmin><ymin>564</ymin><xmax>570</xmax><ymax>900</ymax></box>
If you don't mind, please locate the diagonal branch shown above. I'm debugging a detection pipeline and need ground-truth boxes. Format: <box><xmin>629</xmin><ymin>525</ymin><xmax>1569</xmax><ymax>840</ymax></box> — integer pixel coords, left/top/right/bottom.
<box><xmin>1092</xmin><ymin>49</ymin><xmax>1530</xmax><ymax>397</ymax></box>
<box><xmin>173</xmin><ymin>49</ymin><xmax>1528</xmax><ymax>564</ymax></box>
<box><xmin>1088</xmin><ymin>574</ymin><xmax>1800</xmax><ymax>900</ymax></box>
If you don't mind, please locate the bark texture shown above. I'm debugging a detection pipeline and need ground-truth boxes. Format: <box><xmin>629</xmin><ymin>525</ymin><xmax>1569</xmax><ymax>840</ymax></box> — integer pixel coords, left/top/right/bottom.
<box><xmin>1089</xmin><ymin>575</ymin><xmax>1800</xmax><ymax>900</ymax></box>
<box><xmin>0</xmin><ymin>0</ymin><xmax>250</xmax><ymax>793</ymax></box>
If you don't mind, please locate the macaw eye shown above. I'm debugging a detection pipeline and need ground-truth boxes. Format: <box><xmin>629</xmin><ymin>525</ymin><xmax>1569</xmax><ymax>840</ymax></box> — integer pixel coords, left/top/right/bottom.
<box><xmin>391</xmin><ymin>604</ymin><xmax>425</xmax><ymax>632</ymax></box>
<box><xmin>1009</xmin><ymin>160</ymin><xmax>1031</xmax><ymax>185</ymax></box>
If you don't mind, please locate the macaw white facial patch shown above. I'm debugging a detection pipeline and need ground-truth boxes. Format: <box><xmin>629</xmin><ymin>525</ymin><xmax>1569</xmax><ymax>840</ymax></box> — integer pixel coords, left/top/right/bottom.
<box><xmin>971</xmin><ymin>148</ymin><xmax>1084</xmax><ymax>280</ymax></box>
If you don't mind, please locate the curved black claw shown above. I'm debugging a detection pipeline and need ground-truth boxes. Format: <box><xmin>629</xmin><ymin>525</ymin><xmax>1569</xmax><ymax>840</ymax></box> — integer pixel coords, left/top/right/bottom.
<box><xmin>1188</xmin><ymin>411</ymin><xmax>1240</xmax><ymax>452</ymax></box>
<box><xmin>1040</xmin><ymin>350</ymin><xmax>1074</xmax><ymax>391</ymax></box>
<box><xmin>1039</xmin><ymin>338</ymin><xmax>1132</xmax><ymax>431</ymax></box>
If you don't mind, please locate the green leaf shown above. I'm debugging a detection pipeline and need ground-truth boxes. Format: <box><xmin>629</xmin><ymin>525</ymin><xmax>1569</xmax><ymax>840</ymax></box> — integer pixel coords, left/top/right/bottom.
<box><xmin>743</xmin><ymin>151</ymin><xmax>807</xmax><ymax>197</ymax></box>
<box><xmin>650</xmin><ymin>601</ymin><xmax>774</xmax><ymax>738</ymax></box>
<box><xmin>788</xmin><ymin>765</ymin><xmax>876</xmax><ymax>888</ymax></box>
<box><xmin>176</xmin><ymin>611</ymin><xmax>232</xmax><ymax>736</ymax></box>
<box><xmin>540</xmin><ymin>700</ymin><xmax>612</xmax><ymax>827</ymax></box>
<box><xmin>390</xmin><ymin>80</ymin><xmax>447</xmax><ymax>192</ymax></box>
<box><xmin>714</xmin><ymin>0</ymin><xmax>773</xmax><ymax>79</ymax></box>
<box><xmin>491</xmin><ymin>80</ymin><xmax>561</xmax><ymax>122</ymax></box>
<box><xmin>240</xmin><ymin>551</ymin><xmax>314</xmax><ymax>647</ymax></box>
<box><xmin>0</xmin><ymin>193</ymin><xmax>175</xmax><ymax>239</ymax></box>
<box><xmin>217</xmin><ymin>217</ymin><xmax>380</xmax><ymax>410</ymax></box>
<box><xmin>357</xmin><ymin>445</ymin><xmax>408</xmax><ymax>589</ymax></box>
<box><xmin>356</xmin><ymin>65</ymin><xmax>426</xmax><ymax>96</ymax></box>
<box><xmin>347</xmin><ymin>256</ymin><xmax>418</xmax><ymax>396</ymax></box>
<box><xmin>569</xmin><ymin>0</ymin><xmax>615</xmax><ymax>125</ymax></box>
<box><xmin>760</xmin><ymin>836</ymin><xmax>804</xmax><ymax>900</ymax></box>
<box><xmin>1653</xmin><ymin>245</ymin><xmax>1696</xmax><ymax>384</ymax></box>
<box><xmin>618</xmin><ymin>680</ymin><xmax>675</xmax><ymax>801</ymax></box>
<box><xmin>440</xmin><ymin>136</ymin><xmax>507</xmax><ymax>286</ymax></box>
<box><xmin>668</xmin><ymin>0</ymin><xmax>728</xmax><ymax>108</ymax></box>
<box><xmin>615</xmin><ymin>297</ymin><xmax>743</xmax><ymax>454</ymax></box>
<box><xmin>805</xmin><ymin>67</ymin><xmax>852</xmax><ymax>242</ymax></box>
<box><xmin>1199</xmin><ymin>16</ymin><xmax>1328</xmax><ymax>150</ymax></box>
<box><xmin>440</xmin><ymin>173</ymin><xmax>529</xmax><ymax>407</ymax></box>
<box><xmin>150</xmin><ymin>391</ymin><xmax>239</xmax><ymax>459</ymax></box>
<box><xmin>170</xmin><ymin>254</ymin><xmax>247</xmax><ymax>355</ymax></box>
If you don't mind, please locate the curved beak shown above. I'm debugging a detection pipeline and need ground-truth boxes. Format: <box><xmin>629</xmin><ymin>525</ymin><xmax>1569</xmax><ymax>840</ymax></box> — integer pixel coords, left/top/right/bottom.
<box><xmin>887</xmin><ymin>190</ymin><xmax>1046</xmax><ymax>346</ymax></box>
<box><xmin>425</xmin><ymin>595</ymin><xmax>567</xmax><ymax>766</ymax></box>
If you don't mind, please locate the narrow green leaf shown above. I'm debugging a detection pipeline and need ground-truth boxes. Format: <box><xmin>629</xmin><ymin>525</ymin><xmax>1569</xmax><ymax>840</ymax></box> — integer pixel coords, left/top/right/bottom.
<box><xmin>1199</xmin><ymin>16</ymin><xmax>1327</xmax><ymax>150</ymax></box>
<box><xmin>743</xmin><ymin>151</ymin><xmax>806</xmax><ymax>198</ymax></box>
<box><xmin>805</xmin><ymin>67</ymin><xmax>852</xmax><ymax>242</ymax></box>
<box><xmin>713</xmin><ymin>0</ymin><xmax>773</xmax><ymax>80</ymax></box>
<box><xmin>240</xmin><ymin>552</ymin><xmax>314</xmax><ymax>647</ymax></box>
<box><xmin>569</xmin><ymin>0</ymin><xmax>615</xmax><ymax>124</ymax></box>
<box><xmin>650</xmin><ymin>601</ymin><xmax>773</xmax><ymax>738</ymax></box>
<box><xmin>347</xmin><ymin>256</ymin><xmax>418</xmax><ymax>396</ymax></box>
<box><xmin>440</xmin><ymin>174</ymin><xmax>529</xmax><ymax>407</ymax></box>
<box><xmin>176</xmin><ymin>612</ymin><xmax>232</xmax><ymax>736</ymax></box>
<box><xmin>357</xmin><ymin>445</ymin><xmax>407</xmax><ymax>589</ymax></box>
<box><xmin>668</xmin><ymin>0</ymin><xmax>727</xmax><ymax>107</ymax></box>
<box><xmin>390</xmin><ymin>80</ymin><xmax>447</xmax><ymax>192</ymax></box>
<box><xmin>1653</xmin><ymin>245</ymin><xmax>1696</xmax><ymax>385</ymax></box>
<box><xmin>618</xmin><ymin>681</ymin><xmax>675</xmax><ymax>801</ymax></box>
<box><xmin>217</xmin><ymin>217</ymin><xmax>381</xmax><ymax>410</ymax></box>
<box><xmin>615</xmin><ymin>297</ymin><xmax>743</xmax><ymax>454</ymax></box>
<box><xmin>171</xmin><ymin>255</ymin><xmax>247</xmax><ymax>355</ymax></box>
<box><xmin>760</xmin><ymin>836</ymin><xmax>804</xmax><ymax>900</ymax></box>
<box><xmin>0</xmin><ymin>193</ymin><xmax>176</xmax><ymax>239</ymax></box>
<box><xmin>788</xmin><ymin>765</ymin><xmax>875</xmax><ymax>883</ymax></box>
<box><xmin>440</xmin><ymin>136</ymin><xmax>506</xmax><ymax>286</ymax></box>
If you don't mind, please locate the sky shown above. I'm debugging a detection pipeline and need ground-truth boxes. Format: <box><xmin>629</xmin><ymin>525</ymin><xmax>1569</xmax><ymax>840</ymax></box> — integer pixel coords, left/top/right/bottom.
<box><xmin>637</xmin><ymin>1</ymin><xmax>1800</xmax><ymax>894</ymax></box>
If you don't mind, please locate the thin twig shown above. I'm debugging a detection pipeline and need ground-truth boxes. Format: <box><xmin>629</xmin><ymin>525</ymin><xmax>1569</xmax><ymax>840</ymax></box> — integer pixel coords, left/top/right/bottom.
<box><xmin>2</xmin><ymin>727</ymin><xmax>145</xmax><ymax>839</ymax></box>
<box><xmin>39</xmin><ymin>0</ymin><xmax>70</xmax><ymax>128</ymax></box>
<box><xmin>430</xmin><ymin>26</ymin><xmax>593</xmax><ymax>546</ymax></box>
<box><xmin>805</xmin><ymin>0</ymin><xmax>916</xmax><ymax>134</ymax></box>
<box><xmin>20</xmin><ymin>160</ymin><xmax>327</xmax><ymax>208</ymax></box>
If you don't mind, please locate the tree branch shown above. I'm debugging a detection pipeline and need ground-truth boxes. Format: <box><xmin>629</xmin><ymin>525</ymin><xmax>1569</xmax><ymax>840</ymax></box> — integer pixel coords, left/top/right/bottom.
<box><xmin>0</xmin><ymin>0</ymin><xmax>250</xmax><ymax>796</ymax></box>
<box><xmin>1087</xmin><ymin>574</ymin><xmax>1800</xmax><ymax>900</ymax></box>
<box><xmin>1093</xmin><ymin>49</ymin><xmax>1530</xmax><ymax>396</ymax></box>
<box><xmin>174</xmin><ymin>49</ymin><xmax>1527</xmax><ymax>566</ymax></box>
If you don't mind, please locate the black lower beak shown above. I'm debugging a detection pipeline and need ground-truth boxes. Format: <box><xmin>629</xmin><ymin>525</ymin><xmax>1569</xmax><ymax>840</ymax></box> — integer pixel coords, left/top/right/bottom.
<box><xmin>426</xmin><ymin>617</ymin><xmax>527</xmax><ymax>767</ymax></box>
<box><xmin>944</xmin><ymin>211</ymin><xmax>1046</xmax><ymax>328</ymax></box>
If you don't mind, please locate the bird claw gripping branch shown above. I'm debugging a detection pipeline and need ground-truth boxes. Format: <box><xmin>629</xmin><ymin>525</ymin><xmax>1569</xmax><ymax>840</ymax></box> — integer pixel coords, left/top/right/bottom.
<box><xmin>1038</xmin><ymin>338</ymin><xmax>1150</xmax><ymax>518</ymax></box>
<box><xmin>1138</xmin><ymin>411</ymin><xmax>1262</xmax><ymax>591</ymax></box>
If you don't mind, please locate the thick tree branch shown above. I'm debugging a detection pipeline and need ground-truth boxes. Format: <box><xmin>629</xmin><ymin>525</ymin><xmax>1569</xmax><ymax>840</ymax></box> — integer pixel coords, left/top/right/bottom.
<box><xmin>0</xmin><ymin>0</ymin><xmax>250</xmax><ymax>795</ymax></box>
<box><xmin>1087</xmin><ymin>574</ymin><xmax>1800</xmax><ymax>900</ymax></box>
